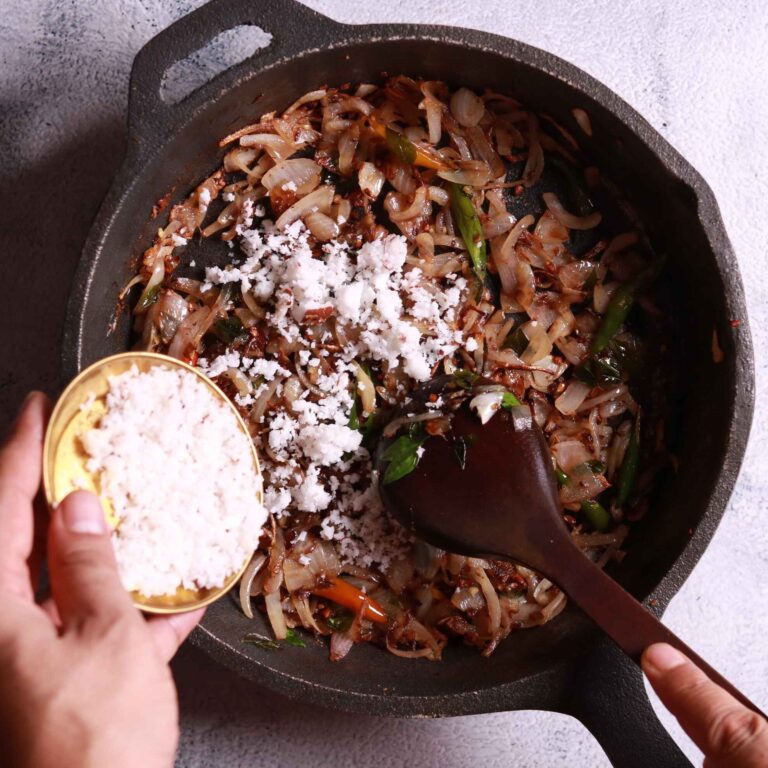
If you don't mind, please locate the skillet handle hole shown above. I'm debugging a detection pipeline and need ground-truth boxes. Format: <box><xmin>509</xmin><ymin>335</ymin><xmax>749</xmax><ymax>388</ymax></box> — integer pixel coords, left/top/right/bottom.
<box><xmin>160</xmin><ymin>25</ymin><xmax>273</xmax><ymax>105</ymax></box>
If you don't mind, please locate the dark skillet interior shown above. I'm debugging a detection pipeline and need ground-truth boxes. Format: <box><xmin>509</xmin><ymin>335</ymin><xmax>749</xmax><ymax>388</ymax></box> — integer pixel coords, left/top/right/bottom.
<box><xmin>72</xmin><ymin>38</ymin><xmax>746</xmax><ymax>712</ymax></box>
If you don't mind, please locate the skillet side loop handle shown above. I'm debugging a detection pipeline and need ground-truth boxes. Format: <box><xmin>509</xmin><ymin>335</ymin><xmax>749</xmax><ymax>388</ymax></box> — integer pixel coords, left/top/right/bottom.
<box><xmin>552</xmin><ymin>547</ymin><xmax>767</xmax><ymax>718</ymax></box>
<box><xmin>128</xmin><ymin>0</ymin><xmax>342</xmax><ymax>149</ymax></box>
<box><xmin>560</xmin><ymin>637</ymin><xmax>694</xmax><ymax>768</ymax></box>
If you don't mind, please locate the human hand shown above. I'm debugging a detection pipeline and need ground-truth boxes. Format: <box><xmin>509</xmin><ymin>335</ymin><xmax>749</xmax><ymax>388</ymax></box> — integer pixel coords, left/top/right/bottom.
<box><xmin>642</xmin><ymin>643</ymin><xmax>768</xmax><ymax>767</ymax></box>
<box><xmin>0</xmin><ymin>393</ymin><xmax>204</xmax><ymax>768</ymax></box>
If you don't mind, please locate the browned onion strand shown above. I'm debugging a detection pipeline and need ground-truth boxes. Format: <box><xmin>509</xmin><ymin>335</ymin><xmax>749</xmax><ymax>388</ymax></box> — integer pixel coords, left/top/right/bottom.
<box><xmin>128</xmin><ymin>76</ymin><xmax>665</xmax><ymax>660</ymax></box>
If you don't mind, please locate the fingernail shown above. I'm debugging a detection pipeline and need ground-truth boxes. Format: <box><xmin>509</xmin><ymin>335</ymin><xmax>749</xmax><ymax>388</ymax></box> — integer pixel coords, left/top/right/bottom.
<box><xmin>644</xmin><ymin>643</ymin><xmax>687</xmax><ymax>673</ymax></box>
<box><xmin>61</xmin><ymin>492</ymin><xmax>108</xmax><ymax>535</ymax></box>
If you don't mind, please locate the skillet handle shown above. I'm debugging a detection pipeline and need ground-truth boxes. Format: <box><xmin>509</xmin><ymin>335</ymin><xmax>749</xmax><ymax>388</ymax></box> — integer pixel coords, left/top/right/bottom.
<box><xmin>127</xmin><ymin>0</ymin><xmax>343</xmax><ymax>150</ymax></box>
<box><xmin>560</xmin><ymin>637</ymin><xmax>694</xmax><ymax>768</ymax></box>
<box><xmin>549</xmin><ymin>542</ymin><xmax>766</xmax><ymax>718</ymax></box>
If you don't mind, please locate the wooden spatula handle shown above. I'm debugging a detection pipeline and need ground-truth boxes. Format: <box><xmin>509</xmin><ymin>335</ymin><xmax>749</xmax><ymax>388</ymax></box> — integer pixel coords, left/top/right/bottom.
<box><xmin>550</xmin><ymin>544</ymin><xmax>766</xmax><ymax>718</ymax></box>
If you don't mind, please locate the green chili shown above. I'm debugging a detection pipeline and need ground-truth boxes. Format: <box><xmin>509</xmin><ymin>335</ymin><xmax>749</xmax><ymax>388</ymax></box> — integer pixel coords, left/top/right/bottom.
<box><xmin>451</xmin><ymin>369</ymin><xmax>480</xmax><ymax>390</ymax></box>
<box><xmin>501</xmin><ymin>391</ymin><xmax>522</xmax><ymax>409</ymax></box>
<box><xmin>385</xmin><ymin>127</ymin><xmax>416</xmax><ymax>165</ymax></box>
<box><xmin>617</xmin><ymin>416</ymin><xmax>640</xmax><ymax>508</ymax></box>
<box><xmin>591</xmin><ymin>258</ymin><xmax>664</xmax><ymax>354</ymax></box>
<box><xmin>136</xmin><ymin>282</ymin><xmax>161</xmax><ymax>312</ymax></box>
<box><xmin>581</xmin><ymin>499</ymin><xmax>611</xmax><ymax>532</ymax></box>
<box><xmin>284</xmin><ymin>628</ymin><xmax>306</xmax><ymax>648</ymax></box>
<box><xmin>242</xmin><ymin>632</ymin><xmax>281</xmax><ymax>650</ymax></box>
<box><xmin>382</xmin><ymin>430</ymin><xmax>428</xmax><ymax>485</ymax></box>
<box><xmin>554</xmin><ymin>466</ymin><xmax>569</xmax><ymax>486</ymax></box>
<box><xmin>591</xmin><ymin>284</ymin><xmax>635</xmax><ymax>354</ymax></box>
<box><xmin>448</xmin><ymin>182</ymin><xmax>487</xmax><ymax>287</ymax></box>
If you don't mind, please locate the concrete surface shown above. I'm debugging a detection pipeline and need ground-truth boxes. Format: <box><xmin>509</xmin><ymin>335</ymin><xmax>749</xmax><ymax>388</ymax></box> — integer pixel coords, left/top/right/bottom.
<box><xmin>1</xmin><ymin>0</ymin><xmax>766</xmax><ymax>766</ymax></box>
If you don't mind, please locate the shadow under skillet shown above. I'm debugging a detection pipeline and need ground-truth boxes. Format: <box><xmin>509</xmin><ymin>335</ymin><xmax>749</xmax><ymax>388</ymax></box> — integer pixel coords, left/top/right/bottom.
<box><xmin>171</xmin><ymin>642</ymin><xmax>608</xmax><ymax>768</ymax></box>
<box><xmin>0</xmin><ymin>112</ymin><xmax>124</xmax><ymax>432</ymax></box>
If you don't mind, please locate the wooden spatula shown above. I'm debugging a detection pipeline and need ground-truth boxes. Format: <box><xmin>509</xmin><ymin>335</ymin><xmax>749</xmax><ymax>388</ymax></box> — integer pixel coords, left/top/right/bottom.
<box><xmin>376</xmin><ymin>378</ymin><xmax>763</xmax><ymax>716</ymax></box>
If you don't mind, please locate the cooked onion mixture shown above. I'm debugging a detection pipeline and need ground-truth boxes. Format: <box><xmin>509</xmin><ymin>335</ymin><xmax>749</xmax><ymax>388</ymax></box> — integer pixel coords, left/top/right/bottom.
<box><xmin>129</xmin><ymin>77</ymin><xmax>665</xmax><ymax>659</ymax></box>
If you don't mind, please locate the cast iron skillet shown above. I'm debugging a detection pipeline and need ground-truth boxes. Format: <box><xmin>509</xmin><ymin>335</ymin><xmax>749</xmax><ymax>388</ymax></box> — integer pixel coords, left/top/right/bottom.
<box><xmin>62</xmin><ymin>1</ymin><xmax>755</xmax><ymax>765</ymax></box>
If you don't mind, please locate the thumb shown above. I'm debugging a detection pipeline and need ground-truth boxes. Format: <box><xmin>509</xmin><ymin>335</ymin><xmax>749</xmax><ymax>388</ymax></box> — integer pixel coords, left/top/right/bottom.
<box><xmin>48</xmin><ymin>491</ymin><xmax>133</xmax><ymax>633</ymax></box>
<box><xmin>642</xmin><ymin>643</ymin><xmax>768</xmax><ymax>768</ymax></box>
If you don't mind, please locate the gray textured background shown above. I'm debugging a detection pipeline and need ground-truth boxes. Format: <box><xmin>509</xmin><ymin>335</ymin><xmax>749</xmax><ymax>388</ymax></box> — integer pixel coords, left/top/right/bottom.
<box><xmin>1</xmin><ymin>1</ymin><xmax>766</xmax><ymax>766</ymax></box>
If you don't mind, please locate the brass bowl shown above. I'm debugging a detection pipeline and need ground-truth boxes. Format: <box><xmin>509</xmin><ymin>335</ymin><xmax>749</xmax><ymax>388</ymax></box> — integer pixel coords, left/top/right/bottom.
<box><xmin>43</xmin><ymin>351</ymin><xmax>263</xmax><ymax>614</ymax></box>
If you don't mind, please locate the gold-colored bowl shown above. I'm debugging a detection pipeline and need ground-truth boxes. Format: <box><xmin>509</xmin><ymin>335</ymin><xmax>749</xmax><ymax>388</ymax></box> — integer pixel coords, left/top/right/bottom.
<box><xmin>43</xmin><ymin>351</ymin><xmax>263</xmax><ymax>614</ymax></box>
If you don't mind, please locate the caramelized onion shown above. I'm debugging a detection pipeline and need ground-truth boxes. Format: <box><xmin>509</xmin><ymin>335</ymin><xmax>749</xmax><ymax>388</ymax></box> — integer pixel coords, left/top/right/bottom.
<box><xmin>262</xmin><ymin>158</ymin><xmax>321</xmax><ymax>195</ymax></box>
<box><xmin>358</xmin><ymin>161</ymin><xmax>386</xmax><ymax>199</ymax></box>
<box><xmin>543</xmin><ymin>192</ymin><xmax>602</xmax><ymax>230</ymax></box>
<box><xmin>450</xmin><ymin>87</ymin><xmax>485</xmax><ymax>127</ymax></box>
<box><xmin>275</xmin><ymin>185</ymin><xmax>335</xmax><ymax>229</ymax></box>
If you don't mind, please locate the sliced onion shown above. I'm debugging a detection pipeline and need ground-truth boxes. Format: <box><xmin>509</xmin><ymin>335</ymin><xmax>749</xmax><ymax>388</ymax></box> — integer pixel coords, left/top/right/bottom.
<box><xmin>450</xmin><ymin>87</ymin><xmax>485</xmax><ymax>127</ymax></box>
<box><xmin>239</xmin><ymin>133</ymin><xmax>295</xmax><ymax>161</ymax></box>
<box><xmin>559</xmin><ymin>260</ymin><xmax>596</xmax><ymax>291</ymax></box>
<box><xmin>239</xmin><ymin>553</ymin><xmax>267</xmax><ymax>619</ymax></box>
<box><xmin>285</xmin><ymin>88</ymin><xmax>326</xmax><ymax>115</ymax></box>
<box><xmin>593</xmin><ymin>281</ymin><xmax>619</xmax><ymax>314</ymax></box>
<box><xmin>275</xmin><ymin>185</ymin><xmax>335</xmax><ymax>229</ymax></box>
<box><xmin>520</xmin><ymin>321</ymin><xmax>553</xmax><ymax>364</ymax></box>
<box><xmin>262</xmin><ymin>158</ymin><xmax>321</xmax><ymax>195</ymax></box>
<box><xmin>335</xmin><ymin>95</ymin><xmax>373</xmax><ymax>116</ymax></box>
<box><xmin>606</xmin><ymin>420</ymin><xmax>632</xmax><ymax>480</ymax></box>
<box><xmin>330</xmin><ymin>631</ymin><xmax>355</xmax><ymax>661</ymax></box>
<box><xmin>167</xmin><ymin>306</ymin><xmax>214</xmax><ymax>360</ymax></box>
<box><xmin>437</xmin><ymin>160</ymin><xmax>493</xmax><ymax>186</ymax></box>
<box><xmin>572</xmin><ymin>107</ymin><xmax>593</xmax><ymax>136</ymax></box>
<box><xmin>358</xmin><ymin>162</ymin><xmax>385</xmax><ymax>199</ymax></box>
<box><xmin>353</xmin><ymin>361</ymin><xmax>376</xmax><ymax>414</ymax></box>
<box><xmin>386</xmin><ymin>186</ymin><xmax>429</xmax><ymax>221</ymax></box>
<box><xmin>547</xmin><ymin>310</ymin><xmax>575</xmax><ymax>344</ymax></box>
<box><xmin>334</xmin><ymin>198</ymin><xmax>352</xmax><ymax>225</ymax></box>
<box><xmin>250</xmin><ymin>376</ymin><xmax>281</xmax><ymax>425</ymax></box>
<box><xmin>578</xmin><ymin>385</ymin><xmax>627</xmax><ymax>412</ymax></box>
<box><xmin>468</xmin><ymin>560</ymin><xmax>501</xmax><ymax>638</ymax></box>
<box><xmin>492</xmin><ymin>214</ymin><xmax>534</xmax><ymax>294</ymax></box>
<box><xmin>574</xmin><ymin>526</ymin><xmax>629</xmax><ymax>551</ymax></box>
<box><xmin>427</xmin><ymin>185</ymin><xmax>450</xmax><ymax>206</ymax></box>
<box><xmin>483</xmin><ymin>211</ymin><xmax>515</xmax><ymax>239</ymax></box>
<box><xmin>134</xmin><ymin>255</ymin><xmax>166</xmax><ymax>315</ymax></box>
<box><xmin>283</xmin><ymin>557</ymin><xmax>315</xmax><ymax>592</ymax></box>
<box><xmin>559</xmin><ymin>463</ymin><xmax>610</xmax><ymax>504</ymax></box>
<box><xmin>421</xmin><ymin>95</ymin><xmax>443</xmax><ymax>144</ymax></box>
<box><xmin>382</xmin><ymin>411</ymin><xmax>442</xmax><ymax>438</ymax></box>
<box><xmin>225</xmin><ymin>367</ymin><xmax>251</xmax><ymax>397</ymax></box>
<box><xmin>223</xmin><ymin>147</ymin><xmax>259</xmax><ymax>174</ymax></box>
<box><xmin>551</xmin><ymin>438</ymin><xmax>592</xmax><ymax>472</ymax></box>
<box><xmin>451</xmin><ymin>587</ymin><xmax>485</xmax><ymax>613</ymax></box>
<box><xmin>543</xmin><ymin>192</ymin><xmax>602</xmax><ymax>230</ymax></box>
<box><xmin>337</xmin><ymin>130</ymin><xmax>358</xmax><ymax>176</ymax></box>
<box><xmin>387</xmin><ymin>163</ymin><xmax>418</xmax><ymax>195</ymax></box>
<box><xmin>155</xmin><ymin>289</ymin><xmax>188</xmax><ymax>344</ymax></box>
<box><xmin>291</xmin><ymin>593</ymin><xmax>323</xmax><ymax>633</ymax></box>
<box><xmin>540</xmin><ymin>591</ymin><xmax>567</xmax><ymax>621</ymax></box>
<box><xmin>263</xmin><ymin>524</ymin><xmax>285</xmax><ymax>595</ymax></box>
<box><xmin>515</xmin><ymin>259</ymin><xmax>536</xmax><ymax>310</ymax></box>
<box><xmin>465</xmin><ymin>126</ymin><xmax>506</xmax><ymax>178</ymax></box>
<box><xmin>554</xmin><ymin>380</ymin><xmax>591</xmax><ymax>415</ymax></box>
<box><xmin>168</xmin><ymin>277</ymin><xmax>209</xmax><ymax>301</ymax></box>
<box><xmin>265</xmin><ymin>590</ymin><xmax>288</xmax><ymax>640</ymax></box>
<box><xmin>305</xmin><ymin>211</ymin><xmax>339</xmax><ymax>242</ymax></box>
